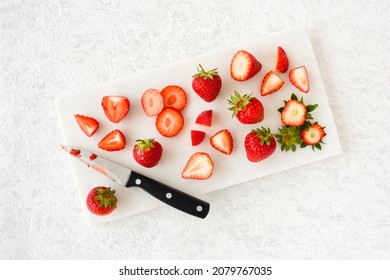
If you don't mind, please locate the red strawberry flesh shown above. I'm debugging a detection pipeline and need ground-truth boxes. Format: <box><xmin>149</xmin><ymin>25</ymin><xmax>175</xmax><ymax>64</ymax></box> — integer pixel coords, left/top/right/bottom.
<box><xmin>230</xmin><ymin>50</ymin><xmax>262</xmax><ymax>81</ymax></box>
<box><xmin>181</xmin><ymin>152</ymin><xmax>214</xmax><ymax>180</ymax></box>
<box><xmin>160</xmin><ymin>85</ymin><xmax>187</xmax><ymax>111</ymax></box>
<box><xmin>275</xmin><ymin>46</ymin><xmax>289</xmax><ymax>73</ymax></box>
<box><xmin>141</xmin><ymin>89</ymin><xmax>164</xmax><ymax>116</ymax></box>
<box><xmin>195</xmin><ymin>110</ymin><xmax>212</xmax><ymax>126</ymax></box>
<box><xmin>101</xmin><ymin>96</ymin><xmax>130</xmax><ymax>123</ymax></box>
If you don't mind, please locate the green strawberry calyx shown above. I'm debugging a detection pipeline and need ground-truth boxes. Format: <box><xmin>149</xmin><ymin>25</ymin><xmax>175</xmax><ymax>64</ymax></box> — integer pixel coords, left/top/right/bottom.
<box><xmin>252</xmin><ymin>127</ymin><xmax>274</xmax><ymax>146</ymax></box>
<box><xmin>94</xmin><ymin>187</ymin><xmax>117</xmax><ymax>209</ymax></box>
<box><xmin>228</xmin><ymin>90</ymin><xmax>252</xmax><ymax>118</ymax></box>
<box><xmin>274</xmin><ymin>125</ymin><xmax>302</xmax><ymax>152</ymax></box>
<box><xmin>192</xmin><ymin>64</ymin><xmax>219</xmax><ymax>80</ymax></box>
<box><xmin>135</xmin><ymin>139</ymin><xmax>156</xmax><ymax>152</ymax></box>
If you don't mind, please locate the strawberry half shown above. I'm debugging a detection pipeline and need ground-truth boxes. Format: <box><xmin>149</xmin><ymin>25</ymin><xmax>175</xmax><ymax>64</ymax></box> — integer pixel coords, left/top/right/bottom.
<box><xmin>228</xmin><ymin>91</ymin><xmax>264</xmax><ymax>124</ymax></box>
<box><xmin>160</xmin><ymin>85</ymin><xmax>187</xmax><ymax>111</ymax></box>
<box><xmin>181</xmin><ymin>152</ymin><xmax>214</xmax><ymax>180</ymax></box>
<box><xmin>155</xmin><ymin>108</ymin><xmax>184</xmax><ymax>137</ymax></box>
<box><xmin>210</xmin><ymin>129</ymin><xmax>233</xmax><ymax>155</ymax></box>
<box><xmin>191</xmin><ymin>130</ymin><xmax>205</xmax><ymax>146</ymax></box>
<box><xmin>230</xmin><ymin>50</ymin><xmax>262</xmax><ymax>81</ymax></box>
<box><xmin>289</xmin><ymin>66</ymin><xmax>310</xmax><ymax>93</ymax></box>
<box><xmin>86</xmin><ymin>187</ymin><xmax>117</xmax><ymax>216</ymax></box>
<box><xmin>301</xmin><ymin>123</ymin><xmax>326</xmax><ymax>150</ymax></box>
<box><xmin>261</xmin><ymin>71</ymin><xmax>284</xmax><ymax>96</ymax></box>
<box><xmin>101</xmin><ymin>96</ymin><xmax>130</xmax><ymax>123</ymax></box>
<box><xmin>281</xmin><ymin>99</ymin><xmax>307</xmax><ymax>127</ymax></box>
<box><xmin>244</xmin><ymin>127</ymin><xmax>276</xmax><ymax>162</ymax></box>
<box><xmin>98</xmin><ymin>129</ymin><xmax>126</xmax><ymax>151</ymax></box>
<box><xmin>275</xmin><ymin>46</ymin><xmax>289</xmax><ymax>73</ymax></box>
<box><xmin>133</xmin><ymin>139</ymin><xmax>163</xmax><ymax>168</ymax></box>
<box><xmin>141</xmin><ymin>89</ymin><xmax>164</xmax><ymax>116</ymax></box>
<box><xmin>74</xmin><ymin>114</ymin><xmax>99</xmax><ymax>137</ymax></box>
<box><xmin>192</xmin><ymin>65</ymin><xmax>222</xmax><ymax>102</ymax></box>
<box><xmin>195</xmin><ymin>110</ymin><xmax>212</xmax><ymax>126</ymax></box>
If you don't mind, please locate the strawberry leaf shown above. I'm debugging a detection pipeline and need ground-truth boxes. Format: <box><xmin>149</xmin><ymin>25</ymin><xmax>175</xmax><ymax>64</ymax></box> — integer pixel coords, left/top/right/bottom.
<box><xmin>306</xmin><ymin>104</ymin><xmax>318</xmax><ymax>112</ymax></box>
<box><xmin>291</xmin><ymin>93</ymin><xmax>298</xmax><ymax>101</ymax></box>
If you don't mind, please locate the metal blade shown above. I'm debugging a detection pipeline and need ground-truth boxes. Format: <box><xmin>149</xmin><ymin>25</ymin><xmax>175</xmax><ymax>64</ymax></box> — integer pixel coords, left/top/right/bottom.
<box><xmin>61</xmin><ymin>145</ymin><xmax>131</xmax><ymax>186</ymax></box>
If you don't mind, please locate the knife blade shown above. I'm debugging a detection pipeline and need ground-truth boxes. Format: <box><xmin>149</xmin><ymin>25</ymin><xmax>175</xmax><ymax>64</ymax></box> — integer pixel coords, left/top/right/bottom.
<box><xmin>61</xmin><ymin>145</ymin><xmax>210</xmax><ymax>219</ymax></box>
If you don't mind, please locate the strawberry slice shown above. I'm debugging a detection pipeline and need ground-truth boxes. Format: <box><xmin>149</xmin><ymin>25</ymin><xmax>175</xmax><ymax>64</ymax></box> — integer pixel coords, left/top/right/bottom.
<box><xmin>289</xmin><ymin>66</ymin><xmax>310</xmax><ymax>93</ymax></box>
<box><xmin>301</xmin><ymin>123</ymin><xmax>326</xmax><ymax>145</ymax></box>
<box><xmin>275</xmin><ymin>46</ymin><xmax>289</xmax><ymax>73</ymax></box>
<box><xmin>141</xmin><ymin>89</ymin><xmax>164</xmax><ymax>116</ymax></box>
<box><xmin>156</xmin><ymin>108</ymin><xmax>184</xmax><ymax>137</ymax></box>
<box><xmin>210</xmin><ymin>129</ymin><xmax>233</xmax><ymax>155</ymax></box>
<box><xmin>261</xmin><ymin>71</ymin><xmax>284</xmax><ymax>96</ymax></box>
<box><xmin>191</xmin><ymin>130</ymin><xmax>205</xmax><ymax>146</ymax></box>
<box><xmin>281</xmin><ymin>100</ymin><xmax>307</xmax><ymax>127</ymax></box>
<box><xmin>230</xmin><ymin>50</ymin><xmax>262</xmax><ymax>81</ymax></box>
<box><xmin>74</xmin><ymin>114</ymin><xmax>99</xmax><ymax>137</ymax></box>
<box><xmin>101</xmin><ymin>96</ymin><xmax>130</xmax><ymax>123</ymax></box>
<box><xmin>181</xmin><ymin>152</ymin><xmax>214</xmax><ymax>180</ymax></box>
<box><xmin>160</xmin><ymin>85</ymin><xmax>187</xmax><ymax>111</ymax></box>
<box><xmin>195</xmin><ymin>110</ymin><xmax>212</xmax><ymax>126</ymax></box>
<box><xmin>98</xmin><ymin>129</ymin><xmax>126</xmax><ymax>151</ymax></box>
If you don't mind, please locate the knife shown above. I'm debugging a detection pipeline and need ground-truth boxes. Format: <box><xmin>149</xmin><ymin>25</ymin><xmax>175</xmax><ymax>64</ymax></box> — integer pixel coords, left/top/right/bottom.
<box><xmin>61</xmin><ymin>145</ymin><xmax>210</xmax><ymax>219</ymax></box>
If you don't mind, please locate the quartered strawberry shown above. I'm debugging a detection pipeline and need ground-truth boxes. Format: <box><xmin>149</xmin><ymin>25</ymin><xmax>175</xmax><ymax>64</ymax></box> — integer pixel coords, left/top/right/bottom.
<box><xmin>86</xmin><ymin>187</ymin><xmax>117</xmax><ymax>216</ymax></box>
<box><xmin>191</xmin><ymin>130</ymin><xmax>205</xmax><ymax>146</ymax></box>
<box><xmin>289</xmin><ymin>66</ymin><xmax>310</xmax><ymax>93</ymax></box>
<box><xmin>141</xmin><ymin>89</ymin><xmax>164</xmax><ymax>116</ymax></box>
<box><xmin>74</xmin><ymin>114</ymin><xmax>99</xmax><ymax>137</ymax></box>
<box><xmin>261</xmin><ymin>71</ymin><xmax>284</xmax><ymax>96</ymax></box>
<box><xmin>244</xmin><ymin>127</ymin><xmax>276</xmax><ymax>162</ymax></box>
<box><xmin>98</xmin><ymin>129</ymin><xmax>126</xmax><ymax>151</ymax></box>
<box><xmin>195</xmin><ymin>110</ymin><xmax>212</xmax><ymax>126</ymax></box>
<box><xmin>181</xmin><ymin>152</ymin><xmax>214</xmax><ymax>180</ymax></box>
<box><xmin>210</xmin><ymin>129</ymin><xmax>233</xmax><ymax>155</ymax></box>
<box><xmin>192</xmin><ymin>65</ymin><xmax>222</xmax><ymax>102</ymax></box>
<box><xmin>281</xmin><ymin>99</ymin><xmax>307</xmax><ymax>127</ymax></box>
<box><xmin>301</xmin><ymin>123</ymin><xmax>326</xmax><ymax>150</ymax></box>
<box><xmin>155</xmin><ymin>108</ymin><xmax>184</xmax><ymax>137</ymax></box>
<box><xmin>275</xmin><ymin>46</ymin><xmax>289</xmax><ymax>73</ymax></box>
<box><xmin>133</xmin><ymin>138</ymin><xmax>163</xmax><ymax>168</ymax></box>
<box><xmin>160</xmin><ymin>85</ymin><xmax>187</xmax><ymax>111</ymax></box>
<box><xmin>228</xmin><ymin>91</ymin><xmax>264</xmax><ymax>124</ymax></box>
<box><xmin>101</xmin><ymin>96</ymin><xmax>130</xmax><ymax>123</ymax></box>
<box><xmin>230</xmin><ymin>50</ymin><xmax>262</xmax><ymax>81</ymax></box>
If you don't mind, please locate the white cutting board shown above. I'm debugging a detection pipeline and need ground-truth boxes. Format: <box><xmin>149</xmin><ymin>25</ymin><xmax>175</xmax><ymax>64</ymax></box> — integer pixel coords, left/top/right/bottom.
<box><xmin>56</xmin><ymin>27</ymin><xmax>342</xmax><ymax>225</ymax></box>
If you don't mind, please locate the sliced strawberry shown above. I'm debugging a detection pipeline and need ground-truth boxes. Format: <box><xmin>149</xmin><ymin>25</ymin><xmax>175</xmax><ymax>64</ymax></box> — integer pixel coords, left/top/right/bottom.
<box><xmin>141</xmin><ymin>89</ymin><xmax>164</xmax><ymax>117</ymax></box>
<box><xmin>261</xmin><ymin>71</ymin><xmax>284</xmax><ymax>96</ymax></box>
<box><xmin>275</xmin><ymin>46</ymin><xmax>289</xmax><ymax>73</ymax></box>
<box><xmin>155</xmin><ymin>108</ymin><xmax>184</xmax><ymax>137</ymax></box>
<box><xmin>301</xmin><ymin>123</ymin><xmax>326</xmax><ymax>145</ymax></box>
<box><xmin>230</xmin><ymin>50</ymin><xmax>262</xmax><ymax>81</ymax></box>
<box><xmin>74</xmin><ymin>114</ymin><xmax>99</xmax><ymax>137</ymax></box>
<box><xmin>210</xmin><ymin>129</ymin><xmax>233</xmax><ymax>155</ymax></box>
<box><xmin>160</xmin><ymin>85</ymin><xmax>187</xmax><ymax>111</ymax></box>
<box><xmin>98</xmin><ymin>129</ymin><xmax>126</xmax><ymax>151</ymax></box>
<box><xmin>289</xmin><ymin>66</ymin><xmax>310</xmax><ymax>93</ymax></box>
<box><xmin>101</xmin><ymin>96</ymin><xmax>130</xmax><ymax>123</ymax></box>
<box><xmin>191</xmin><ymin>130</ymin><xmax>205</xmax><ymax>146</ymax></box>
<box><xmin>281</xmin><ymin>100</ymin><xmax>307</xmax><ymax>127</ymax></box>
<box><xmin>195</xmin><ymin>110</ymin><xmax>212</xmax><ymax>126</ymax></box>
<box><xmin>181</xmin><ymin>152</ymin><xmax>214</xmax><ymax>180</ymax></box>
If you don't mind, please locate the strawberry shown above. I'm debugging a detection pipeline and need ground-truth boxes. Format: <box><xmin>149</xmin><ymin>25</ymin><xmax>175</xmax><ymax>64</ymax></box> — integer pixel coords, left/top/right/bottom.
<box><xmin>98</xmin><ymin>129</ymin><xmax>126</xmax><ymax>151</ymax></box>
<box><xmin>244</xmin><ymin>127</ymin><xmax>276</xmax><ymax>162</ymax></box>
<box><xmin>281</xmin><ymin>100</ymin><xmax>307</xmax><ymax>127</ymax></box>
<box><xmin>133</xmin><ymin>139</ymin><xmax>163</xmax><ymax>168</ymax></box>
<box><xmin>74</xmin><ymin>114</ymin><xmax>99</xmax><ymax>137</ymax></box>
<box><xmin>275</xmin><ymin>125</ymin><xmax>302</xmax><ymax>152</ymax></box>
<box><xmin>101</xmin><ymin>96</ymin><xmax>130</xmax><ymax>123</ymax></box>
<box><xmin>141</xmin><ymin>89</ymin><xmax>164</xmax><ymax>116</ymax></box>
<box><xmin>210</xmin><ymin>129</ymin><xmax>233</xmax><ymax>155</ymax></box>
<box><xmin>195</xmin><ymin>110</ymin><xmax>212</xmax><ymax>126</ymax></box>
<box><xmin>261</xmin><ymin>71</ymin><xmax>284</xmax><ymax>96</ymax></box>
<box><xmin>155</xmin><ymin>108</ymin><xmax>184</xmax><ymax>137</ymax></box>
<box><xmin>289</xmin><ymin>66</ymin><xmax>310</xmax><ymax>93</ymax></box>
<box><xmin>160</xmin><ymin>85</ymin><xmax>187</xmax><ymax>111</ymax></box>
<box><xmin>275</xmin><ymin>46</ymin><xmax>289</xmax><ymax>73</ymax></box>
<box><xmin>86</xmin><ymin>186</ymin><xmax>117</xmax><ymax>216</ymax></box>
<box><xmin>230</xmin><ymin>50</ymin><xmax>262</xmax><ymax>81</ymax></box>
<box><xmin>191</xmin><ymin>130</ymin><xmax>205</xmax><ymax>146</ymax></box>
<box><xmin>181</xmin><ymin>152</ymin><xmax>214</xmax><ymax>180</ymax></box>
<box><xmin>228</xmin><ymin>91</ymin><xmax>264</xmax><ymax>124</ymax></box>
<box><xmin>301</xmin><ymin>123</ymin><xmax>326</xmax><ymax>150</ymax></box>
<box><xmin>192</xmin><ymin>65</ymin><xmax>222</xmax><ymax>102</ymax></box>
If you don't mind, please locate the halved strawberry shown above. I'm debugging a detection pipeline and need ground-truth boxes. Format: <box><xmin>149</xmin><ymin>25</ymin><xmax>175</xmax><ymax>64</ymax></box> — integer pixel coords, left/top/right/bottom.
<box><xmin>101</xmin><ymin>96</ymin><xmax>130</xmax><ymax>123</ymax></box>
<box><xmin>98</xmin><ymin>129</ymin><xmax>126</xmax><ymax>151</ymax></box>
<box><xmin>230</xmin><ymin>50</ymin><xmax>262</xmax><ymax>81</ymax></box>
<box><xmin>210</xmin><ymin>129</ymin><xmax>233</xmax><ymax>155</ymax></box>
<box><xmin>281</xmin><ymin>100</ymin><xmax>307</xmax><ymax>127</ymax></box>
<box><xmin>301</xmin><ymin>123</ymin><xmax>326</xmax><ymax>148</ymax></box>
<box><xmin>261</xmin><ymin>71</ymin><xmax>284</xmax><ymax>96</ymax></box>
<box><xmin>181</xmin><ymin>152</ymin><xmax>214</xmax><ymax>180</ymax></box>
<box><xmin>156</xmin><ymin>108</ymin><xmax>184</xmax><ymax>137</ymax></box>
<box><xmin>141</xmin><ymin>89</ymin><xmax>164</xmax><ymax>116</ymax></box>
<box><xmin>289</xmin><ymin>66</ymin><xmax>309</xmax><ymax>93</ymax></box>
<box><xmin>191</xmin><ymin>130</ymin><xmax>205</xmax><ymax>146</ymax></box>
<box><xmin>160</xmin><ymin>85</ymin><xmax>187</xmax><ymax>111</ymax></box>
<box><xmin>275</xmin><ymin>46</ymin><xmax>289</xmax><ymax>73</ymax></box>
<box><xmin>74</xmin><ymin>114</ymin><xmax>99</xmax><ymax>137</ymax></box>
<box><xmin>195</xmin><ymin>110</ymin><xmax>212</xmax><ymax>126</ymax></box>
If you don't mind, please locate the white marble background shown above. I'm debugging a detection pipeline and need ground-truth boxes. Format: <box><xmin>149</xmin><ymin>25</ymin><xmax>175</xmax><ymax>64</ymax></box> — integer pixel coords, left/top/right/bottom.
<box><xmin>1</xmin><ymin>0</ymin><xmax>389</xmax><ymax>259</ymax></box>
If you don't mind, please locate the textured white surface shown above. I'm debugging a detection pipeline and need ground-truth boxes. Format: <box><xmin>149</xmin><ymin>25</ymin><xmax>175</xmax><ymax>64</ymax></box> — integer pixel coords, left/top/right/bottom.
<box><xmin>1</xmin><ymin>0</ymin><xmax>389</xmax><ymax>259</ymax></box>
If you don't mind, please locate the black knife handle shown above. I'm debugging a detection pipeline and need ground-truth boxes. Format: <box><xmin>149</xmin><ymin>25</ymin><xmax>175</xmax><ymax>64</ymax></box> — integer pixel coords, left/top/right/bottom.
<box><xmin>126</xmin><ymin>171</ymin><xmax>210</xmax><ymax>219</ymax></box>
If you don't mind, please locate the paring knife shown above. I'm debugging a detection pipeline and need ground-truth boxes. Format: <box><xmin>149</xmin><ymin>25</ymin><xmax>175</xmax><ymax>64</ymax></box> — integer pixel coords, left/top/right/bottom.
<box><xmin>61</xmin><ymin>145</ymin><xmax>209</xmax><ymax>219</ymax></box>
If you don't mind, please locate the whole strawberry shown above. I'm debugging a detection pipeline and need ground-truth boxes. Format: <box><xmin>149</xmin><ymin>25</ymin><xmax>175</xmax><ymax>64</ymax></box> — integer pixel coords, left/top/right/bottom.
<box><xmin>192</xmin><ymin>65</ymin><xmax>222</xmax><ymax>102</ymax></box>
<box><xmin>86</xmin><ymin>187</ymin><xmax>117</xmax><ymax>216</ymax></box>
<box><xmin>228</xmin><ymin>91</ymin><xmax>264</xmax><ymax>124</ymax></box>
<box><xmin>133</xmin><ymin>139</ymin><xmax>163</xmax><ymax>168</ymax></box>
<box><xmin>244</xmin><ymin>127</ymin><xmax>276</xmax><ymax>162</ymax></box>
